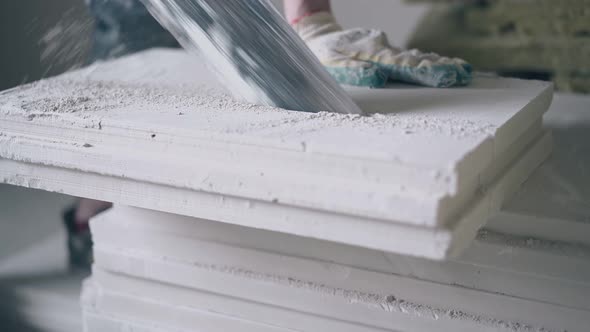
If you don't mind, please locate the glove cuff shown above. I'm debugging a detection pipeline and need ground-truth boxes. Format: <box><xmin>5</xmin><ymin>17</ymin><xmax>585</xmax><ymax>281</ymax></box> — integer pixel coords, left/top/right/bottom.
<box><xmin>291</xmin><ymin>11</ymin><xmax>342</xmax><ymax>42</ymax></box>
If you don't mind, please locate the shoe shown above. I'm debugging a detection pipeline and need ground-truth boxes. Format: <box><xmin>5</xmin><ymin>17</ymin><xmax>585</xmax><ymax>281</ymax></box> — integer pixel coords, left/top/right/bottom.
<box><xmin>62</xmin><ymin>206</ymin><xmax>93</xmax><ymax>271</ymax></box>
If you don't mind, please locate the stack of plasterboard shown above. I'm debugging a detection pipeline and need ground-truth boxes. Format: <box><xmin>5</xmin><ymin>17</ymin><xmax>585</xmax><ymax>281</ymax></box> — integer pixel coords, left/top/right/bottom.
<box><xmin>82</xmin><ymin>94</ymin><xmax>590</xmax><ymax>332</ymax></box>
<box><xmin>83</xmin><ymin>199</ymin><xmax>590</xmax><ymax>332</ymax></box>
<box><xmin>0</xmin><ymin>49</ymin><xmax>567</xmax><ymax>331</ymax></box>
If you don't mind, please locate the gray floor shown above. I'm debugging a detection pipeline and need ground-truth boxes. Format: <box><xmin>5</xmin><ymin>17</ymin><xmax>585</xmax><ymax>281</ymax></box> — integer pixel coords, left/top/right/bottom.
<box><xmin>0</xmin><ymin>184</ymin><xmax>84</xmax><ymax>332</ymax></box>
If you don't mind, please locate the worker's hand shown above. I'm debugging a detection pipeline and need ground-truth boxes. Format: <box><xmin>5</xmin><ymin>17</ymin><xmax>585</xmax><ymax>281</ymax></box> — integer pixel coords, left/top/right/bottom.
<box><xmin>293</xmin><ymin>12</ymin><xmax>472</xmax><ymax>88</ymax></box>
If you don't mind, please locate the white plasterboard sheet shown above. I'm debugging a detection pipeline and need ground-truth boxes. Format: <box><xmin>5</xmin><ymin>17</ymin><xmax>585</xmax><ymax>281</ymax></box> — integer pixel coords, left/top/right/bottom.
<box><xmin>0</xmin><ymin>49</ymin><xmax>552</xmax><ymax>228</ymax></box>
<box><xmin>0</xmin><ymin>132</ymin><xmax>551</xmax><ymax>259</ymax></box>
<box><xmin>92</xmin><ymin>202</ymin><xmax>590</xmax><ymax>312</ymax></box>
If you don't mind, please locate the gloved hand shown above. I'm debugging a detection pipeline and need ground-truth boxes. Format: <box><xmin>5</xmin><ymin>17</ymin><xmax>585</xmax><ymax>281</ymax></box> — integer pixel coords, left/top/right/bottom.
<box><xmin>292</xmin><ymin>12</ymin><xmax>472</xmax><ymax>88</ymax></box>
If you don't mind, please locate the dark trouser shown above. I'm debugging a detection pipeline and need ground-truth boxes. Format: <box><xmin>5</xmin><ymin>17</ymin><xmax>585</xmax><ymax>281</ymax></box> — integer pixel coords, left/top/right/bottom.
<box><xmin>86</xmin><ymin>0</ymin><xmax>179</xmax><ymax>61</ymax></box>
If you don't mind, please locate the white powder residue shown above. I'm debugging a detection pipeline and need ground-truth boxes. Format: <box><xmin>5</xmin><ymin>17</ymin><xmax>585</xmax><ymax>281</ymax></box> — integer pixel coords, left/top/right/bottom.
<box><xmin>39</xmin><ymin>9</ymin><xmax>94</xmax><ymax>76</ymax></box>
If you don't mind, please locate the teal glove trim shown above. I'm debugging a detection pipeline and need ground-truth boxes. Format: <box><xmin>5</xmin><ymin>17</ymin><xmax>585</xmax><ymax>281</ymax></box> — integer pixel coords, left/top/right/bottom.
<box><xmin>325</xmin><ymin>63</ymin><xmax>473</xmax><ymax>88</ymax></box>
<box><xmin>324</xmin><ymin>65</ymin><xmax>388</xmax><ymax>88</ymax></box>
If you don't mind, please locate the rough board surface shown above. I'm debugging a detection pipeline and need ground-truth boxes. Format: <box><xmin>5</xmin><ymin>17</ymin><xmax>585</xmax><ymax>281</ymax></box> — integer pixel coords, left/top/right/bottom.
<box><xmin>0</xmin><ymin>49</ymin><xmax>551</xmax><ymax>258</ymax></box>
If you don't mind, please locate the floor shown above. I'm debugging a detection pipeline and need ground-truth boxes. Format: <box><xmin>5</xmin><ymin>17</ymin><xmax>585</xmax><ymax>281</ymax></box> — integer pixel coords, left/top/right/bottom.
<box><xmin>0</xmin><ymin>184</ymin><xmax>85</xmax><ymax>332</ymax></box>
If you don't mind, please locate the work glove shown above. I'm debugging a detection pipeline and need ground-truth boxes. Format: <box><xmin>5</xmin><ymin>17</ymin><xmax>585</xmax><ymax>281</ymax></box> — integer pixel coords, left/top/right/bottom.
<box><xmin>292</xmin><ymin>12</ymin><xmax>472</xmax><ymax>88</ymax></box>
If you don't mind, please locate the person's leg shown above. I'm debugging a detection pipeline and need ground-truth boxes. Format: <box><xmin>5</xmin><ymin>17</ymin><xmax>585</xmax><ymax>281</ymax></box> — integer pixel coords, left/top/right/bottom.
<box><xmin>285</xmin><ymin>0</ymin><xmax>472</xmax><ymax>88</ymax></box>
<box><xmin>75</xmin><ymin>199</ymin><xmax>113</xmax><ymax>224</ymax></box>
<box><xmin>63</xmin><ymin>199</ymin><xmax>111</xmax><ymax>269</ymax></box>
